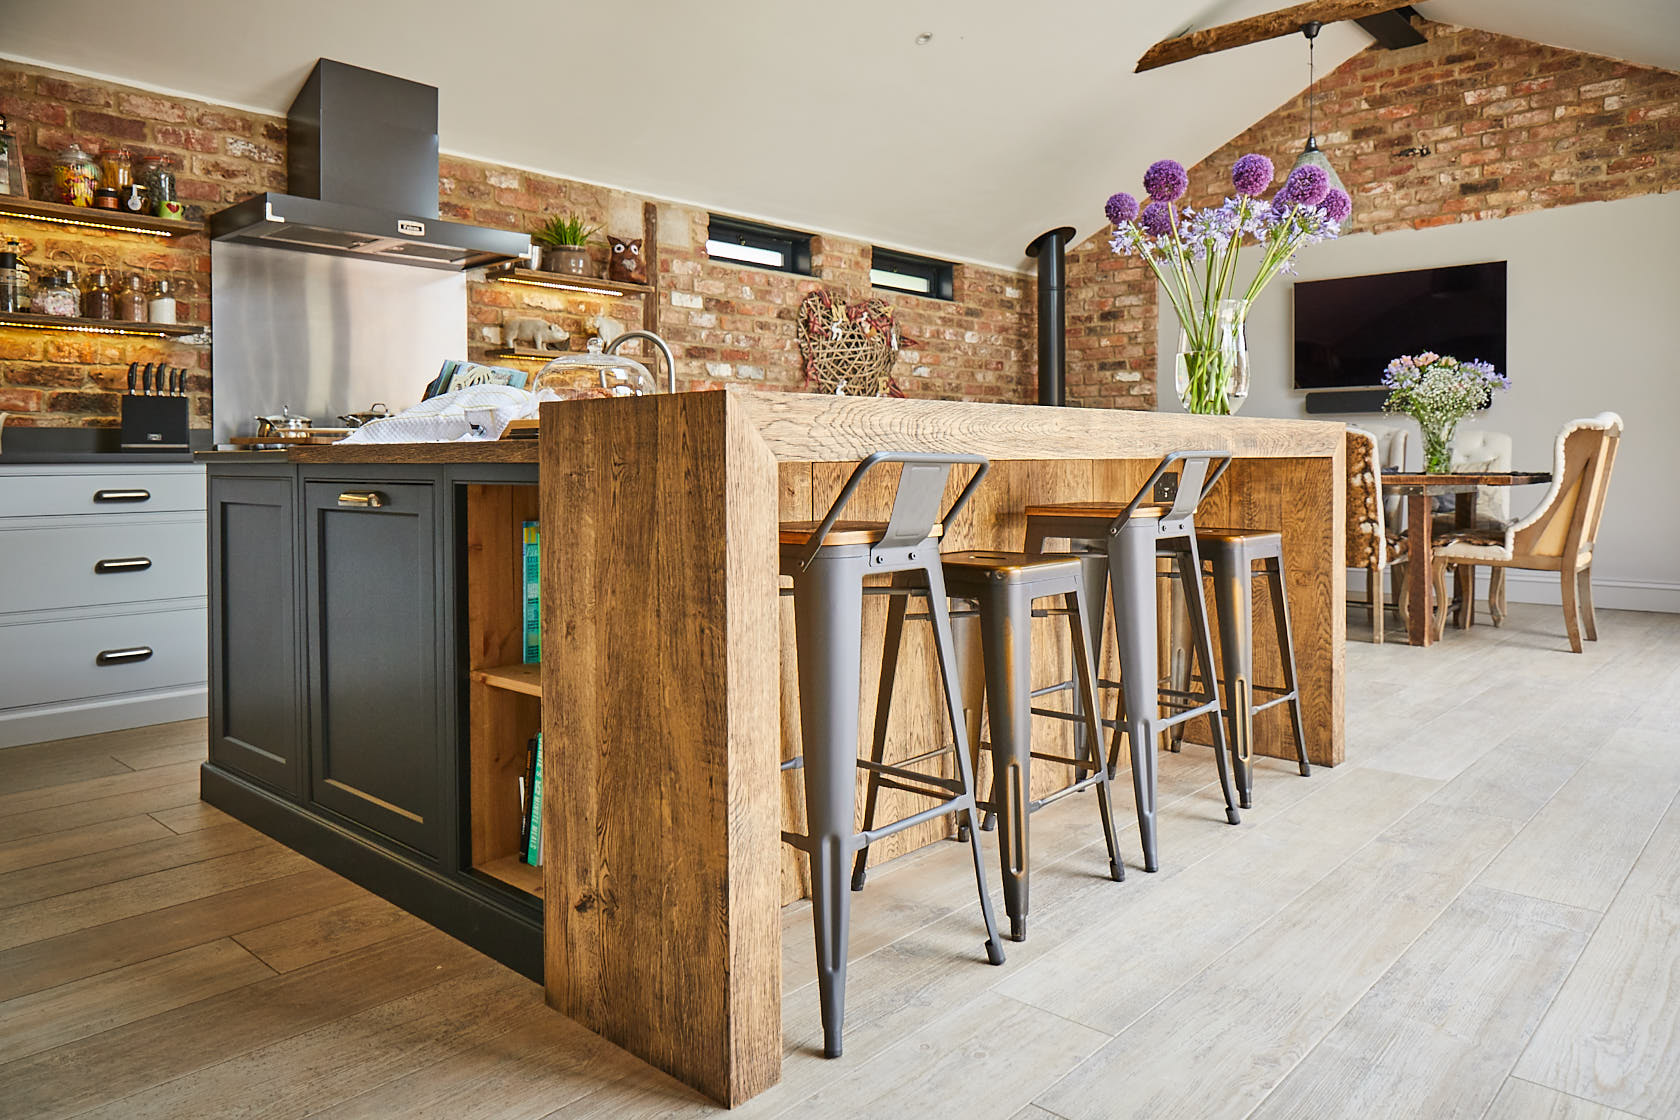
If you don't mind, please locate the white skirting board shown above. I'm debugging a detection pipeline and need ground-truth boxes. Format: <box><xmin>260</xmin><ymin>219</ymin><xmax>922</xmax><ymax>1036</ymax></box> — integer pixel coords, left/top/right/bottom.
<box><xmin>1347</xmin><ymin>568</ymin><xmax>1680</xmax><ymax>615</ymax></box>
<box><xmin>0</xmin><ymin>684</ymin><xmax>207</xmax><ymax>750</ymax></box>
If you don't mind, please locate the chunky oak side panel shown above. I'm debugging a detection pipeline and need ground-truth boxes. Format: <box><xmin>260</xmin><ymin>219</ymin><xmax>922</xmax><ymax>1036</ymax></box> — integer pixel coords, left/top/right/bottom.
<box><xmin>539</xmin><ymin>393</ymin><xmax>782</xmax><ymax>1107</ymax></box>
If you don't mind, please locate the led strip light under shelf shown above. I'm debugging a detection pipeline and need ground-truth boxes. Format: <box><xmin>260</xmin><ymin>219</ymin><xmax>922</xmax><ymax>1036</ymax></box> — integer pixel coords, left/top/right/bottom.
<box><xmin>0</xmin><ymin>208</ymin><xmax>184</xmax><ymax>238</ymax></box>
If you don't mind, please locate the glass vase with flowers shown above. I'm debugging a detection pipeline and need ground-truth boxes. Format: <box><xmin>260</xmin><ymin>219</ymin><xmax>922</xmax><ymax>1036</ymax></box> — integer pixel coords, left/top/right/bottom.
<box><xmin>1380</xmin><ymin>352</ymin><xmax>1508</xmax><ymax>473</ymax></box>
<box><xmin>1105</xmin><ymin>154</ymin><xmax>1352</xmax><ymax>414</ymax></box>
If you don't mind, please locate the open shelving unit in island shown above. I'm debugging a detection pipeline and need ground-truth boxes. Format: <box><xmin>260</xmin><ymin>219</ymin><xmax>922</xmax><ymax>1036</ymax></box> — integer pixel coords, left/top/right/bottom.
<box><xmin>463</xmin><ymin>482</ymin><xmax>544</xmax><ymax>901</ymax></box>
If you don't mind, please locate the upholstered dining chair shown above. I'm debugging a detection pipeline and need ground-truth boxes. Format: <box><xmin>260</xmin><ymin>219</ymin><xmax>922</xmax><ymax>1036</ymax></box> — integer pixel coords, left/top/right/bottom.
<box><xmin>1359</xmin><ymin>420</ymin><xmax>1409</xmax><ymax>523</ymax></box>
<box><xmin>1345</xmin><ymin>426</ymin><xmax>1409</xmax><ymax>643</ymax></box>
<box><xmin>1430</xmin><ymin>413</ymin><xmax>1622</xmax><ymax>652</ymax></box>
<box><xmin>1437</xmin><ymin>429</ymin><xmax>1514</xmax><ymax>629</ymax></box>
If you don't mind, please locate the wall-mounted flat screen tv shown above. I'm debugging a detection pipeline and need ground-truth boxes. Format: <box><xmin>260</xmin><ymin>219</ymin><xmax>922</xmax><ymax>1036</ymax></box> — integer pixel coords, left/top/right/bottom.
<box><xmin>1293</xmin><ymin>261</ymin><xmax>1506</xmax><ymax>390</ymax></box>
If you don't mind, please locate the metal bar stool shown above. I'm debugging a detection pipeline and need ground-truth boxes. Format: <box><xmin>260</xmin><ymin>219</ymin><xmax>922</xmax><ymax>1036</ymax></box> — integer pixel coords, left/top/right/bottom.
<box><xmin>852</xmin><ymin>551</ymin><xmax>1124</xmax><ymax>944</ymax></box>
<box><xmin>779</xmin><ymin>452</ymin><xmax>1004</xmax><ymax>1060</ymax></box>
<box><xmin>1022</xmin><ymin>452</ymin><xmax>1240</xmax><ymax>873</ymax></box>
<box><xmin>1161</xmin><ymin>529</ymin><xmax>1310</xmax><ymax>808</ymax></box>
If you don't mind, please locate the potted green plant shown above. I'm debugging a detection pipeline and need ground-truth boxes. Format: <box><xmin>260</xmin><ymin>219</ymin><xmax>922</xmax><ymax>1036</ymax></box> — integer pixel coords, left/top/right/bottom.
<box><xmin>533</xmin><ymin>213</ymin><xmax>600</xmax><ymax>277</ymax></box>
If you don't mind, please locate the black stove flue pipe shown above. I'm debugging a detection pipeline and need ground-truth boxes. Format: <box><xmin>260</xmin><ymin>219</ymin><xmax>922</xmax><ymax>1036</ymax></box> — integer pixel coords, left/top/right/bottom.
<box><xmin>1025</xmin><ymin>226</ymin><xmax>1077</xmax><ymax>406</ymax></box>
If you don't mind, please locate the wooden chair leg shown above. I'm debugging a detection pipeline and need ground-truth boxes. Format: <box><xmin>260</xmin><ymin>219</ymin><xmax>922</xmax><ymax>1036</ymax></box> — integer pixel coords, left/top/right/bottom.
<box><xmin>1578</xmin><ymin>564</ymin><xmax>1598</xmax><ymax>641</ymax></box>
<box><xmin>1488</xmin><ymin>567</ymin><xmax>1507</xmax><ymax>627</ymax></box>
<box><xmin>1452</xmin><ymin>564</ymin><xmax>1477</xmax><ymax>630</ymax></box>
<box><xmin>1560</xmin><ymin>567</ymin><xmax>1583</xmax><ymax>653</ymax></box>
<box><xmin>1391</xmin><ymin>561</ymin><xmax>1409</xmax><ymax>632</ymax></box>
<box><xmin>1368</xmin><ymin>563</ymin><xmax>1383</xmax><ymax>645</ymax></box>
<box><xmin>1432</xmin><ymin>563</ymin><xmax>1450</xmax><ymax>641</ymax></box>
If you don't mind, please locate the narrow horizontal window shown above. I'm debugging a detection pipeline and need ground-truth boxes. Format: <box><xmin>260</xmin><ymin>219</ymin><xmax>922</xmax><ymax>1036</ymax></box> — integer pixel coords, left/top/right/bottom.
<box><xmin>706</xmin><ymin>215</ymin><xmax>812</xmax><ymax>275</ymax></box>
<box><xmin>870</xmin><ymin>248</ymin><xmax>954</xmax><ymax>301</ymax></box>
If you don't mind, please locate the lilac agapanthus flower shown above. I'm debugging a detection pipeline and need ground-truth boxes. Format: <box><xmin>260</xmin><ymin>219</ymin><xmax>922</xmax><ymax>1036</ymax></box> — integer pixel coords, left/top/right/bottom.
<box><xmin>1105</xmin><ymin>192</ymin><xmax>1140</xmax><ymax>226</ymax></box>
<box><xmin>1143</xmin><ymin>160</ymin><xmax>1189</xmax><ymax>202</ymax></box>
<box><xmin>1230</xmin><ymin>153</ymin><xmax>1274</xmax><ymax>197</ymax></box>
<box><xmin>1139</xmin><ymin>200</ymin><xmax>1175</xmax><ymax>236</ymax></box>
<box><xmin>1321</xmin><ymin>188</ymin><xmax>1353</xmax><ymax>224</ymax></box>
<box><xmin>1281</xmin><ymin>164</ymin><xmax>1330</xmax><ymax>207</ymax></box>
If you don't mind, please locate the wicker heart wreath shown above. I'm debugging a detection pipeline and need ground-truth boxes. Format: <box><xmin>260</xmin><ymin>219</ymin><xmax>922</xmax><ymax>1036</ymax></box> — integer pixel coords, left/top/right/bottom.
<box><xmin>796</xmin><ymin>289</ymin><xmax>909</xmax><ymax>397</ymax></box>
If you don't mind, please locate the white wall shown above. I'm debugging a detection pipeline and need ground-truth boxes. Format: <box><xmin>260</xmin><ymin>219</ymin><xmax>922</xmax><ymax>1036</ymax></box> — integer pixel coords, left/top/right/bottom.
<box><xmin>1158</xmin><ymin>192</ymin><xmax>1680</xmax><ymax>613</ymax></box>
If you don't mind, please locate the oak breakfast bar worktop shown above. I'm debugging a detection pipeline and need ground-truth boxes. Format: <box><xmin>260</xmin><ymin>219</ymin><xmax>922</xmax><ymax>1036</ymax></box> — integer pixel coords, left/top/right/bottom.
<box><xmin>536</xmin><ymin>389</ymin><xmax>1346</xmax><ymax>1105</ymax></box>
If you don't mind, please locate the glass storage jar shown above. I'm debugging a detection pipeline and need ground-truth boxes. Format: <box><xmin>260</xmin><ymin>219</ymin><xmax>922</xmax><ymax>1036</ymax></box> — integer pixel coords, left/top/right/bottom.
<box><xmin>81</xmin><ymin>269</ymin><xmax>115</xmax><ymax>321</ymax></box>
<box><xmin>35</xmin><ymin>267</ymin><xmax>81</xmax><ymax>318</ymax></box>
<box><xmin>141</xmin><ymin>156</ymin><xmax>177</xmax><ymax>217</ymax></box>
<box><xmin>115</xmin><ymin>273</ymin><xmax>146</xmax><ymax>321</ymax></box>
<box><xmin>53</xmin><ymin>144</ymin><xmax>99</xmax><ymax>207</ymax></box>
<box><xmin>147</xmin><ymin>277</ymin><xmax>177</xmax><ymax>324</ymax></box>
<box><xmin>99</xmin><ymin>146</ymin><xmax>133</xmax><ymax>191</ymax></box>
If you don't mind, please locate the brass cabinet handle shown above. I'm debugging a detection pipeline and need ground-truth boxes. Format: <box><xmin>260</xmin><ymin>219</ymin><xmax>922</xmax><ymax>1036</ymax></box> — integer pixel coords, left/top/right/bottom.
<box><xmin>94</xmin><ymin>488</ymin><xmax>151</xmax><ymax>503</ymax></box>
<box><xmin>95</xmin><ymin>557</ymin><xmax>153</xmax><ymax>574</ymax></box>
<box><xmin>96</xmin><ymin>646</ymin><xmax>154</xmax><ymax>666</ymax></box>
<box><xmin>337</xmin><ymin>491</ymin><xmax>388</xmax><ymax>509</ymax></box>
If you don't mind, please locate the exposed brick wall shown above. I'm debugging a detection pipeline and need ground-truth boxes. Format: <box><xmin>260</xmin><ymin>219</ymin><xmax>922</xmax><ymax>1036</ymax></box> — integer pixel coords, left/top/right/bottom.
<box><xmin>1066</xmin><ymin>19</ymin><xmax>1680</xmax><ymax>410</ymax></box>
<box><xmin>0</xmin><ymin>61</ymin><xmax>1035</xmax><ymax>429</ymax></box>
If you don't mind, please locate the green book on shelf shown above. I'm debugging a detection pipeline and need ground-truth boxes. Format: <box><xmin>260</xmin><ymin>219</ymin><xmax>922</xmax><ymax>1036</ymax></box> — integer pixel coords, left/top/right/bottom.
<box><xmin>522</xmin><ymin>520</ymin><xmax>540</xmax><ymax>664</ymax></box>
<box><xmin>525</xmin><ymin>733</ymin><xmax>544</xmax><ymax>867</ymax></box>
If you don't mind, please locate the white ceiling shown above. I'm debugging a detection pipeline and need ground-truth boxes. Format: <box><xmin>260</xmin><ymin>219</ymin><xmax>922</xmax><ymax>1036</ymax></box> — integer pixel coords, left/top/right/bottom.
<box><xmin>3</xmin><ymin>1</ymin><xmax>1673</xmax><ymax>272</ymax></box>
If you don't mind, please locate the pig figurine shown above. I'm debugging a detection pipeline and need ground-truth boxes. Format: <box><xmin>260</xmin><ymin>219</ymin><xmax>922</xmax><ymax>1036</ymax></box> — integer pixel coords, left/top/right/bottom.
<box><xmin>504</xmin><ymin>317</ymin><xmax>570</xmax><ymax>351</ymax></box>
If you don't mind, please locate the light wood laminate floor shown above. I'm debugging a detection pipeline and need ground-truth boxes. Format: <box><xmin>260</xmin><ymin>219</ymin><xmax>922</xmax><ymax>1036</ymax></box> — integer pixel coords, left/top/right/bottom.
<box><xmin>1</xmin><ymin>602</ymin><xmax>1676</xmax><ymax>1118</ymax></box>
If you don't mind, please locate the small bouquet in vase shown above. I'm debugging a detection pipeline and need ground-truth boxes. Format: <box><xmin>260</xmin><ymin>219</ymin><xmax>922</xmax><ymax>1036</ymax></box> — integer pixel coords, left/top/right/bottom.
<box><xmin>1381</xmin><ymin>352</ymin><xmax>1509</xmax><ymax>473</ymax></box>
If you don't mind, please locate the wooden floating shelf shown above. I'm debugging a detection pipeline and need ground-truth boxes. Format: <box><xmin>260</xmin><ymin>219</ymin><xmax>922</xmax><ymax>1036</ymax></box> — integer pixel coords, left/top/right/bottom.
<box><xmin>0</xmin><ymin>311</ymin><xmax>206</xmax><ymax>339</ymax></box>
<box><xmin>477</xmin><ymin>854</ymin><xmax>543</xmax><ymax>898</ymax></box>
<box><xmin>0</xmin><ymin>196</ymin><xmax>204</xmax><ymax>237</ymax></box>
<box><xmin>471</xmin><ymin>662</ymin><xmax>542</xmax><ymax>698</ymax></box>
<box><xmin>488</xmin><ymin>347</ymin><xmax>568</xmax><ymax>362</ymax></box>
<box><xmin>485</xmin><ymin>265</ymin><xmax>653</xmax><ymax>298</ymax></box>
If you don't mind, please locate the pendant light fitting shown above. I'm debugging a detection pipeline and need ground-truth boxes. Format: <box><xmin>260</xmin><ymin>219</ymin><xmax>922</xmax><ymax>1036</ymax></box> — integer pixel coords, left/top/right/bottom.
<box><xmin>1292</xmin><ymin>19</ymin><xmax>1348</xmax><ymax>202</ymax></box>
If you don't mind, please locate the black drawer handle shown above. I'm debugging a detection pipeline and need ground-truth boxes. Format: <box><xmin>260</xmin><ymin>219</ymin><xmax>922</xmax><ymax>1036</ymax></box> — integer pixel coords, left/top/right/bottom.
<box><xmin>96</xmin><ymin>646</ymin><xmax>154</xmax><ymax>666</ymax></box>
<box><xmin>337</xmin><ymin>491</ymin><xmax>388</xmax><ymax>509</ymax></box>
<box><xmin>95</xmin><ymin>557</ymin><xmax>153</xmax><ymax>574</ymax></box>
<box><xmin>94</xmin><ymin>489</ymin><xmax>152</xmax><ymax>503</ymax></box>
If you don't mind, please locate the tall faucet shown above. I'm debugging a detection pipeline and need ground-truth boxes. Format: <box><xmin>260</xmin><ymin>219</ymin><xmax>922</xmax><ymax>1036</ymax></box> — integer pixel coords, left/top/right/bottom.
<box><xmin>604</xmin><ymin>330</ymin><xmax>677</xmax><ymax>394</ymax></box>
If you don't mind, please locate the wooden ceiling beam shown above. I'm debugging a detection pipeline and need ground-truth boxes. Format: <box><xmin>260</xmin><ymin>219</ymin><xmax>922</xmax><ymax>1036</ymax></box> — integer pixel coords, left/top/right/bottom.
<box><xmin>1135</xmin><ymin>0</ymin><xmax>1414</xmax><ymax>73</ymax></box>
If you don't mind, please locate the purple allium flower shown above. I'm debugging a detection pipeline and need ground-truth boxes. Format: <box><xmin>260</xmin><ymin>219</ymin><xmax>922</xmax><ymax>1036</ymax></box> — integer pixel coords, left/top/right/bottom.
<box><xmin>1231</xmin><ymin>153</ymin><xmax>1274</xmax><ymax>197</ymax></box>
<box><xmin>1321</xmin><ymin>188</ymin><xmax>1353</xmax><ymax>224</ymax></box>
<box><xmin>1105</xmin><ymin>191</ymin><xmax>1140</xmax><ymax>226</ymax></box>
<box><xmin>1282</xmin><ymin>164</ymin><xmax>1330</xmax><ymax>207</ymax></box>
<box><xmin>1142</xmin><ymin>159</ymin><xmax>1189</xmax><ymax>202</ymax></box>
<box><xmin>1268</xmin><ymin>192</ymin><xmax>1291</xmax><ymax>218</ymax></box>
<box><xmin>1139</xmin><ymin>200</ymin><xmax>1175</xmax><ymax>237</ymax></box>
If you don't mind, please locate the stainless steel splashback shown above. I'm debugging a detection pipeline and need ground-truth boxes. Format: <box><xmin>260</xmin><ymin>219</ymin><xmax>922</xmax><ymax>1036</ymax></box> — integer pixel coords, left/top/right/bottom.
<box><xmin>210</xmin><ymin>241</ymin><xmax>467</xmax><ymax>443</ymax></box>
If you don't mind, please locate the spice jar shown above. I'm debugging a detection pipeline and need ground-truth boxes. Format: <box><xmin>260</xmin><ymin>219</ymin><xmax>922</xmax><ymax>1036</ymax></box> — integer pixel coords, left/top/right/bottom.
<box><xmin>141</xmin><ymin>155</ymin><xmax>177</xmax><ymax>217</ymax></box>
<box><xmin>99</xmin><ymin>146</ymin><xmax>133</xmax><ymax>191</ymax></box>
<box><xmin>81</xmin><ymin>269</ymin><xmax>115</xmax><ymax>321</ymax></box>
<box><xmin>115</xmin><ymin>273</ymin><xmax>146</xmax><ymax>321</ymax></box>
<box><xmin>120</xmin><ymin>182</ymin><xmax>149</xmax><ymax>214</ymax></box>
<box><xmin>53</xmin><ymin>144</ymin><xmax>99</xmax><ymax>207</ymax></box>
<box><xmin>147</xmin><ymin>278</ymin><xmax>177</xmax><ymax>324</ymax></box>
<box><xmin>93</xmin><ymin>188</ymin><xmax>121</xmax><ymax>210</ymax></box>
<box><xmin>35</xmin><ymin>267</ymin><xmax>80</xmax><ymax>318</ymax></box>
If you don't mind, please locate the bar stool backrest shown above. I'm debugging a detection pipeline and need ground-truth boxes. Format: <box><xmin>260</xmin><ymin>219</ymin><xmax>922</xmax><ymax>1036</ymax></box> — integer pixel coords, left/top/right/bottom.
<box><xmin>792</xmin><ymin>451</ymin><xmax>990</xmax><ymax>570</ymax></box>
<box><xmin>1111</xmin><ymin>451</ymin><xmax>1233</xmax><ymax>533</ymax></box>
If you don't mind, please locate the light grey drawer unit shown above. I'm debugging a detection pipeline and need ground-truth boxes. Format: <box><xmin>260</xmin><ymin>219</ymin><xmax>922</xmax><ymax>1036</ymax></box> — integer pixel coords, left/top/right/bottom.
<box><xmin>0</xmin><ymin>462</ymin><xmax>208</xmax><ymax>749</ymax></box>
<box><xmin>0</xmin><ymin>605</ymin><xmax>208</xmax><ymax>709</ymax></box>
<box><xmin>0</xmin><ymin>516</ymin><xmax>205</xmax><ymax>614</ymax></box>
<box><xmin>0</xmin><ymin>466</ymin><xmax>205</xmax><ymax>517</ymax></box>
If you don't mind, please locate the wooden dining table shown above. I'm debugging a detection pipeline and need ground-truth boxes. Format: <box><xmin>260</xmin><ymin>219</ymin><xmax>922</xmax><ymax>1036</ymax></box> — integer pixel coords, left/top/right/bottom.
<box><xmin>1383</xmin><ymin>471</ymin><xmax>1552</xmax><ymax>646</ymax></box>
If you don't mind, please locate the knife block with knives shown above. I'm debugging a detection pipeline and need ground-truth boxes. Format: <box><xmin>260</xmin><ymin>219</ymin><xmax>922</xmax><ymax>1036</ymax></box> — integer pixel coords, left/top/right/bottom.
<box><xmin>120</xmin><ymin>362</ymin><xmax>191</xmax><ymax>450</ymax></box>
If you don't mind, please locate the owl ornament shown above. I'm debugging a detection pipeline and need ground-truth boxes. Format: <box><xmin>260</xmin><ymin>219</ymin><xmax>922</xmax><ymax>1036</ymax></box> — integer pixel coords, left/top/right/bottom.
<box><xmin>608</xmin><ymin>237</ymin><xmax>646</xmax><ymax>284</ymax></box>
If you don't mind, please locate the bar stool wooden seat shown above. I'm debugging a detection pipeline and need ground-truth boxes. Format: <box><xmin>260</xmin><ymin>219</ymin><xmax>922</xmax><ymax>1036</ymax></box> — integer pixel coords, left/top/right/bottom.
<box><xmin>1022</xmin><ymin>452</ymin><xmax>1240</xmax><ymax>873</ymax></box>
<box><xmin>852</xmin><ymin>550</ymin><xmax>1124</xmax><ymax>944</ymax></box>
<box><xmin>1160</xmin><ymin>528</ymin><xmax>1310</xmax><ymax>808</ymax></box>
<box><xmin>779</xmin><ymin>452</ymin><xmax>1003</xmax><ymax>1060</ymax></box>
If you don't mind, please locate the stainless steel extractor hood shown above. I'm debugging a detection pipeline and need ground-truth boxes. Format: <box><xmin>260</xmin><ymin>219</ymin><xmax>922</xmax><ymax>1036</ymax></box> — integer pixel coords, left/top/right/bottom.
<box><xmin>208</xmin><ymin>60</ymin><xmax>528</xmax><ymax>271</ymax></box>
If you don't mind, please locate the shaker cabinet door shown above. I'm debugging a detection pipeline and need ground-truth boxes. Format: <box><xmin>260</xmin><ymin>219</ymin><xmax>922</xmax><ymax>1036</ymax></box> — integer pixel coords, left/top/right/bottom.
<box><xmin>303</xmin><ymin>480</ymin><xmax>444</xmax><ymax>858</ymax></box>
<box><xmin>208</xmin><ymin>474</ymin><xmax>304</xmax><ymax>796</ymax></box>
